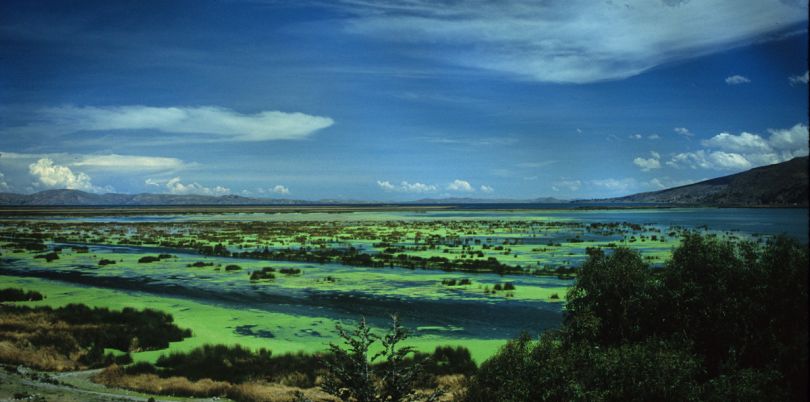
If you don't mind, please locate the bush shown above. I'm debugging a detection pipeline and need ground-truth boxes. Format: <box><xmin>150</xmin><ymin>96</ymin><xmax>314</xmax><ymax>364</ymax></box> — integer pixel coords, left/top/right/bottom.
<box><xmin>156</xmin><ymin>344</ymin><xmax>275</xmax><ymax>383</ymax></box>
<box><xmin>0</xmin><ymin>288</ymin><xmax>44</xmax><ymax>302</ymax></box>
<box><xmin>322</xmin><ymin>316</ymin><xmax>443</xmax><ymax>402</ymax></box>
<box><xmin>33</xmin><ymin>252</ymin><xmax>59</xmax><ymax>262</ymax></box>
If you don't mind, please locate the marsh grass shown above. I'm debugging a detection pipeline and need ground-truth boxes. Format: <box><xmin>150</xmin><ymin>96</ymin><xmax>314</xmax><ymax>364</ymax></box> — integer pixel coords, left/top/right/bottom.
<box><xmin>0</xmin><ymin>303</ymin><xmax>190</xmax><ymax>370</ymax></box>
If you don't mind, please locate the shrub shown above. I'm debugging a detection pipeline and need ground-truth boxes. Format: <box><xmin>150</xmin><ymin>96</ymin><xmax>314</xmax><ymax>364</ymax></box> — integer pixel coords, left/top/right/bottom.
<box><xmin>33</xmin><ymin>252</ymin><xmax>59</xmax><ymax>262</ymax></box>
<box><xmin>322</xmin><ymin>316</ymin><xmax>443</xmax><ymax>402</ymax></box>
<box><xmin>0</xmin><ymin>288</ymin><xmax>44</xmax><ymax>302</ymax></box>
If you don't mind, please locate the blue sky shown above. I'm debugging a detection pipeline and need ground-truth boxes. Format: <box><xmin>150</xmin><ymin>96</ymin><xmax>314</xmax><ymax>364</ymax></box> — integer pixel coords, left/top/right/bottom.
<box><xmin>0</xmin><ymin>0</ymin><xmax>808</xmax><ymax>200</ymax></box>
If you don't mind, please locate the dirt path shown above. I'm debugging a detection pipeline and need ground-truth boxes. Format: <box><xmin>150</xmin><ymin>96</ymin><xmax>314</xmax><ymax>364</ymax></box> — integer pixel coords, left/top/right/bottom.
<box><xmin>0</xmin><ymin>365</ymin><xmax>221</xmax><ymax>402</ymax></box>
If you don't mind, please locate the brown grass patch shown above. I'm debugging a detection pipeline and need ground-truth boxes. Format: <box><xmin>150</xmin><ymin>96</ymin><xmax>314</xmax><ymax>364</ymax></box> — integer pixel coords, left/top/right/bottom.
<box><xmin>93</xmin><ymin>364</ymin><xmax>231</xmax><ymax>397</ymax></box>
<box><xmin>227</xmin><ymin>382</ymin><xmax>338</xmax><ymax>402</ymax></box>
<box><xmin>0</xmin><ymin>341</ymin><xmax>79</xmax><ymax>371</ymax></box>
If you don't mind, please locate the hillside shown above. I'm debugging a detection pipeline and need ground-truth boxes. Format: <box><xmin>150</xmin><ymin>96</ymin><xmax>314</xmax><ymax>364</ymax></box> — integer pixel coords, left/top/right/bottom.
<box><xmin>600</xmin><ymin>156</ymin><xmax>809</xmax><ymax>206</ymax></box>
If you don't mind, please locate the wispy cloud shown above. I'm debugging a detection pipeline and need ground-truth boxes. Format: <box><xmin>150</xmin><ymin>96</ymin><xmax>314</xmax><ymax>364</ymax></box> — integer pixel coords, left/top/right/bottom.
<box><xmin>422</xmin><ymin>135</ymin><xmax>518</xmax><ymax>147</ymax></box>
<box><xmin>0</xmin><ymin>151</ymin><xmax>189</xmax><ymax>173</ymax></box>
<box><xmin>552</xmin><ymin>179</ymin><xmax>582</xmax><ymax>192</ymax></box>
<box><xmin>789</xmin><ymin>70</ymin><xmax>809</xmax><ymax>85</ymax></box>
<box><xmin>73</xmin><ymin>154</ymin><xmax>187</xmax><ymax>172</ymax></box>
<box><xmin>674</xmin><ymin>127</ymin><xmax>694</xmax><ymax>137</ymax></box>
<box><xmin>5</xmin><ymin>105</ymin><xmax>334</xmax><ymax>143</ymax></box>
<box><xmin>724</xmin><ymin>74</ymin><xmax>751</xmax><ymax>85</ymax></box>
<box><xmin>516</xmin><ymin>161</ymin><xmax>557</xmax><ymax>169</ymax></box>
<box><xmin>339</xmin><ymin>0</ymin><xmax>806</xmax><ymax>83</ymax></box>
<box><xmin>590</xmin><ymin>178</ymin><xmax>637</xmax><ymax>193</ymax></box>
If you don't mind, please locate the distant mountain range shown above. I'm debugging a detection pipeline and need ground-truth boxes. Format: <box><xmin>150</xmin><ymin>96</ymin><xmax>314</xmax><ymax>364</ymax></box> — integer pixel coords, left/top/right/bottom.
<box><xmin>0</xmin><ymin>190</ymin><xmax>311</xmax><ymax>206</ymax></box>
<box><xmin>0</xmin><ymin>157</ymin><xmax>806</xmax><ymax>206</ymax></box>
<box><xmin>590</xmin><ymin>156</ymin><xmax>808</xmax><ymax>207</ymax></box>
<box><xmin>0</xmin><ymin>190</ymin><xmax>568</xmax><ymax>206</ymax></box>
<box><xmin>409</xmin><ymin>197</ymin><xmax>567</xmax><ymax>204</ymax></box>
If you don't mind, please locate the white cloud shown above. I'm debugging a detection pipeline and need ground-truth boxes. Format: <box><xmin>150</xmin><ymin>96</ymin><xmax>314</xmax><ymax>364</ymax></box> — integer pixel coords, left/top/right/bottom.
<box><xmin>480</xmin><ymin>185</ymin><xmax>494</xmax><ymax>193</ymax></box>
<box><xmin>646</xmin><ymin>177</ymin><xmax>701</xmax><ymax>190</ymax></box>
<box><xmin>768</xmin><ymin>123</ymin><xmax>809</xmax><ymax>154</ymax></box>
<box><xmin>377</xmin><ymin>180</ymin><xmax>396</xmax><ymax>191</ymax></box>
<box><xmin>789</xmin><ymin>71</ymin><xmax>809</xmax><ymax>85</ymax></box>
<box><xmin>340</xmin><ymin>0</ymin><xmax>806</xmax><ymax>83</ymax></box>
<box><xmin>667</xmin><ymin>150</ymin><xmax>752</xmax><ymax>170</ymax></box>
<box><xmin>590</xmin><ymin>178</ymin><xmax>637</xmax><ymax>192</ymax></box>
<box><xmin>708</xmin><ymin>151</ymin><xmax>752</xmax><ymax>169</ymax></box>
<box><xmin>648</xmin><ymin>134</ymin><xmax>661</xmax><ymax>140</ymax></box>
<box><xmin>724</xmin><ymin>74</ymin><xmax>751</xmax><ymax>85</ymax></box>
<box><xmin>633</xmin><ymin>151</ymin><xmax>661</xmax><ymax>171</ymax></box>
<box><xmin>447</xmin><ymin>179</ymin><xmax>474</xmax><ymax>192</ymax></box>
<box><xmin>629</xmin><ymin>134</ymin><xmax>643</xmax><ymax>140</ymax></box>
<box><xmin>634</xmin><ymin>157</ymin><xmax>661</xmax><ymax>171</ymax></box>
<box><xmin>672</xmin><ymin>123</ymin><xmax>808</xmax><ymax>170</ymax></box>
<box><xmin>271</xmin><ymin>185</ymin><xmax>290</xmax><ymax>195</ymax></box>
<box><xmin>701</xmin><ymin>132</ymin><xmax>771</xmax><ymax>153</ymax></box>
<box><xmin>146</xmin><ymin>177</ymin><xmax>230</xmax><ymax>196</ymax></box>
<box><xmin>8</xmin><ymin>105</ymin><xmax>334</xmax><ymax>142</ymax></box>
<box><xmin>674</xmin><ymin>127</ymin><xmax>694</xmax><ymax>137</ymax></box>
<box><xmin>0</xmin><ymin>172</ymin><xmax>9</xmax><ymax>191</ymax></box>
<box><xmin>552</xmin><ymin>179</ymin><xmax>581</xmax><ymax>192</ymax></box>
<box><xmin>29</xmin><ymin>158</ymin><xmax>111</xmax><ymax>193</ymax></box>
<box><xmin>73</xmin><ymin>154</ymin><xmax>186</xmax><ymax>171</ymax></box>
<box><xmin>377</xmin><ymin>180</ymin><xmax>438</xmax><ymax>193</ymax></box>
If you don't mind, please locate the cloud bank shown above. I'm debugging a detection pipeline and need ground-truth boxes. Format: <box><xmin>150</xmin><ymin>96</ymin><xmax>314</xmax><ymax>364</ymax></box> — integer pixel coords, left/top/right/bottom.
<box><xmin>667</xmin><ymin>123</ymin><xmax>808</xmax><ymax>170</ymax></box>
<box><xmin>146</xmin><ymin>177</ymin><xmax>230</xmax><ymax>196</ymax></box>
<box><xmin>377</xmin><ymin>180</ymin><xmax>438</xmax><ymax>193</ymax></box>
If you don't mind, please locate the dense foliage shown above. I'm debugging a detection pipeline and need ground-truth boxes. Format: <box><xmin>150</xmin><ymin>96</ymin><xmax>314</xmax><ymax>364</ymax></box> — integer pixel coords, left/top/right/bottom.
<box><xmin>464</xmin><ymin>233</ymin><xmax>808</xmax><ymax>401</ymax></box>
<box><xmin>0</xmin><ymin>287</ymin><xmax>44</xmax><ymax>302</ymax></box>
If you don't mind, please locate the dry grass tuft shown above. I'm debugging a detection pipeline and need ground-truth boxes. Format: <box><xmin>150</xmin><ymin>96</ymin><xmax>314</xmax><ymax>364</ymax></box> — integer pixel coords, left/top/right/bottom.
<box><xmin>0</xmin><ymin>340</ymin><xmax>79</xmax><ymax>371</ymax></box>
<box><xmin>228</xmin><ymin>381</ymin><xmax>338</xmax><ymax>402</ymax></box>
<box><xmin>93</xmin><ymin>364</ymin><xmax>232</xmax><ymax>397</ymax></box>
